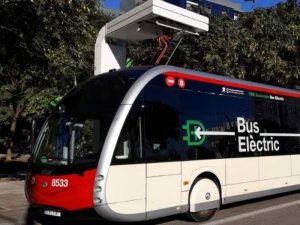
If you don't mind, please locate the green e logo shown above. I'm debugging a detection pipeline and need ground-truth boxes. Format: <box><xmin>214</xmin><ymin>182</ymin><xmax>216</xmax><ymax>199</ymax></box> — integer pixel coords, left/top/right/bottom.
<box><xmin>182</xmin><ymin>120</ymin><xmax>206</xmax><ymax>146</ymax></box>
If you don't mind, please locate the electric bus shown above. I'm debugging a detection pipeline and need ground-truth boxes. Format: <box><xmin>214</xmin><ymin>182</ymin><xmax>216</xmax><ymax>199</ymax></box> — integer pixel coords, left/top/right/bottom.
<box><xmin>26</xmin><ymin>65</ymin><xmax>300</xmax><ymax>224</ymax></box>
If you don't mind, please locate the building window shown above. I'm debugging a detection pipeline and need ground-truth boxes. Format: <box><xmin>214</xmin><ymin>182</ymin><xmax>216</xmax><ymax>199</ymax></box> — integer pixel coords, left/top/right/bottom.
<box><xmin>234</xmin><ymin>13</ymin><xmax>239</xmax><ymax>20</ymax></box>
<box><xmin>205</xmin><ymin>6</ymin><xmax>211</xmax><ymax>14</ymax></box>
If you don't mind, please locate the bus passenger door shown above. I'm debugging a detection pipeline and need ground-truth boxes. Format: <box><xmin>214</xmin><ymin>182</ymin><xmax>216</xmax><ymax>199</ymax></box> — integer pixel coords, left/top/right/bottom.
<box><xmin>140</xmin><ymin>82</ymin><xmax>182</xmax><ymax>219</ymax></box>
<box><xmin>142</xmin><ymin>115</ymin><xmax>182</xmax><ymax>219</ymax></box>
<box><xmin>106</xmin><ymin>112</ymin><xmax>146</xmax><ymax>219</ymax></box>
<box><xmin>146</xmin><ymin>161</ymin><xmax>182</xmax><ymax>219</ymax></box>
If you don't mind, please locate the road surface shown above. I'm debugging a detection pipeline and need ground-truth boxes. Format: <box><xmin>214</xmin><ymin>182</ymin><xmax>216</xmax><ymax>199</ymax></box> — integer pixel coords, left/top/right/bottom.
<box><xmin>0</xmin><ymin>181</ymin><xmax>300</xmax><ymax>225</ymax></box>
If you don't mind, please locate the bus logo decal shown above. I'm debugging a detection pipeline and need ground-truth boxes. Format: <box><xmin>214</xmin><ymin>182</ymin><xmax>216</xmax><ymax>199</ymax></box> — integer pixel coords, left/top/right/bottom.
<box><xmin>181</xmin><ymin>117</ymin><xmax>293</xmax><ymax>152</ymax></box>
<box><xmin>182</xmin><ymin>120</ymin><xmax>206</xmax><ymax>146</ymax></box>
<box><xmin>165</xmin><ymin>76</ymin><xmax>176</xmax><ymax>87</ymax></box>
<box><xmin>182</xmin><ymin>120</ymin><xmax>235</xmax><ymax>147</ymax></box>
<box><xmin>182</xmin><ymin>117</ymin><xmax>290</xmax><ymax>152</ymax></box>
<box><xmin>178</xmin><ymin>78</ymin><xmax>186</xmax><ymax>89</ymax></box>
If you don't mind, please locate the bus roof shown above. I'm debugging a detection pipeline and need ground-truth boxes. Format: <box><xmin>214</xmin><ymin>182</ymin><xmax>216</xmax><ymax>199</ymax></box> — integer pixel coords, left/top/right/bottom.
<box><xmin>119</xmin><ymin>65</ymin><xmax>300</xmax><ymax>105</ymax></box>
<box><xmin>64</xmin><ymin>65</ymin><xmax>300</xmax><ymax>107</ymax></box>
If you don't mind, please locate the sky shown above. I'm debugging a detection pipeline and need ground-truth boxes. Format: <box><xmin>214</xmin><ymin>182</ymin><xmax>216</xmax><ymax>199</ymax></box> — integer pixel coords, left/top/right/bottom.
<box><xmin>103</xmin><ymin>0</ymin><xmax>286</xmax><ymax>12</ymax></box>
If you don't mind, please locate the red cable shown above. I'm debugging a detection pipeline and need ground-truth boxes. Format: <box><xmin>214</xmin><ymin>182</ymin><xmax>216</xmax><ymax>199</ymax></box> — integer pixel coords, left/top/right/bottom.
<box><xmin>154</xmin><ymin>34</ymin><xmax>173</xmax><ymax>65</ymax></box>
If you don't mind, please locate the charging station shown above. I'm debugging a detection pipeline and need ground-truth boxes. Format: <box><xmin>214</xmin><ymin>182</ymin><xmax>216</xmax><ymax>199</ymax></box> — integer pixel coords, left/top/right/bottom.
<box><xmin>94</xmin><ymin>0</ymin><xmax>209</xmax><ymax>75</ymax></box>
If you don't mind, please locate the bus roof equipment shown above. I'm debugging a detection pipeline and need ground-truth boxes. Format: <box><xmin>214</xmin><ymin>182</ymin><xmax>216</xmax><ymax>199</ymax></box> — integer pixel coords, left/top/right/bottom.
<box><xmin>94</xmin><ymin>0</ymin><xmax>209</xmax><ymax>75</ymax></box>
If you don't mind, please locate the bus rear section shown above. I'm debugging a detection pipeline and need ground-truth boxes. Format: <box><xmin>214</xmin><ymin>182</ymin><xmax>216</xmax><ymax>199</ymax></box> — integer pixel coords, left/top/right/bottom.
<box><xmin>26</xmin><ymin>65</ymin><xmax>300</xmax><ymax>223</ymax></box>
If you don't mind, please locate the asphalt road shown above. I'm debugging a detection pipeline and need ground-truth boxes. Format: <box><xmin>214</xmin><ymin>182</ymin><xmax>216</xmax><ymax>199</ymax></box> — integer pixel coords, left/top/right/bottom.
<box><xmin>1</xmin><ymin>181</ymin><xmax>300</xmax><ymax>225</ymax></box>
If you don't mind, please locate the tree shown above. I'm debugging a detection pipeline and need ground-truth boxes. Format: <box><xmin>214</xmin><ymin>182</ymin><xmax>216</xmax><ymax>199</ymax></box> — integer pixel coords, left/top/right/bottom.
<box><xmin>0</xmin><ymin>0</ymin><xmax>109</xmax><ymax>160</ymax></box>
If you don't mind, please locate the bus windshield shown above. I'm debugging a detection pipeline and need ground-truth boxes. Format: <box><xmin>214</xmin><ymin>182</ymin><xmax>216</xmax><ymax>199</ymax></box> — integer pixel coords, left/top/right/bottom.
<box><xmin>31</xmin><ymin>71</ymin><xmax>141</xmax><ymax>168</ymax></box>
<box><xmin>33</xmin><ymin>116</ymin><xmax>99</xmax><ymax>166</ymax></box>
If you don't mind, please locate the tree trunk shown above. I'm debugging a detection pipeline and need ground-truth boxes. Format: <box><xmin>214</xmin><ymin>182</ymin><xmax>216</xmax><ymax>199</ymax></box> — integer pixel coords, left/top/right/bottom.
<box><xmin>5</xmin><ymin>143</ymin><xmax>13</xmax><ymax>161</ymax></box>
<box><xmin>6</xmin><ymin>105</ymin><xmax>22</xmax><ymax>161</ymax></box>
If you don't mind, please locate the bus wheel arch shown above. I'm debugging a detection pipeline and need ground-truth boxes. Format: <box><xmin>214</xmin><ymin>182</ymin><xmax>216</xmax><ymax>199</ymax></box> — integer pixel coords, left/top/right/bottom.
<box><xmin>195</xmin><ymin>172</ymin><xmax>222</xmax><ymax>194</ymax></box>
<box><xmin>187</xmin><ymin>172</ymin><xmax>221</xmax><ymax>222</ymax></box>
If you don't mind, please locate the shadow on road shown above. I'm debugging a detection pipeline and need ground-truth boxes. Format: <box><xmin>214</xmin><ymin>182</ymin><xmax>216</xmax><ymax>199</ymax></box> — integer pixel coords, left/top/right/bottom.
<box><xmin>220</xmin><ymin>189</ymin><xmax>300</xmax><ymax>210</ymax></box>
<box><xmin>0</xmin><ymin>157</ymin><xmax>27</xmax><ymax>181</ymax></box>
<box><xmin>27</xmin><ymin>212</ymin><xmax>190</xmax><ymax>225</ymax></box>
<box><xmin>40</xmin><ymin>214</ymin><xmax>190</xmax><ymax>225</ymax></box>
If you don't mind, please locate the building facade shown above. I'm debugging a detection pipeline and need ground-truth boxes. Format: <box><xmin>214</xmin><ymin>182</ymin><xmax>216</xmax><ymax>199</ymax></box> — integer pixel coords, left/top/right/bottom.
<box><xmin>187</xmin><ymin>0</ymin><xmax>242</xmax><ymax>19</ymax></box>
<box><xmin>105</xmin><ymin>0</ymin><xmax>242</xmax><ymax>20</ymax></box>
<box><xmin>121</xmin><ymin>0</ymin><xmax>187</xmax><ymax>11</ymax></box>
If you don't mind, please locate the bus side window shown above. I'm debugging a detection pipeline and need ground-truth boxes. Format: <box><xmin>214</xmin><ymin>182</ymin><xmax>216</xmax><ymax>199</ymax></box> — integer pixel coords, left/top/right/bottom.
<box><xmin>112</xmin><ymin>109</ymin><xmax>143</xmax><ymax>164</ymax></box>
<box><xmin>278</xmin><ymin>102</ymin><xmax>300</xmax><ymax>155</ymax></box>
<box><xmin>115</xmin><ymin>136</ymin><xmax>130</xmax><ymax>159</ymax></box>
<box><xmin>141</xmin><ymin>85</ymin><xmax>181</xmax><ymax>163</ymax></box>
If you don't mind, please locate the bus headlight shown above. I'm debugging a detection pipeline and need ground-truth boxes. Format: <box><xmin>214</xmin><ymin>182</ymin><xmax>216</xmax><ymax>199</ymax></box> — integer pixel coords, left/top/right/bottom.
<box><xmin>94</xmin><ymin>197</ymin><xmax>102</xmax><ymax>205</ymax></box>
<box><xmin>95</xmin><ymin>186</ymin><xmax>102</xmax><ymax>192</ymax></box>
<box><xmin>96</xmin><ymin>174</ymin><xmax>104</xmax><ymax>181</ymax></box>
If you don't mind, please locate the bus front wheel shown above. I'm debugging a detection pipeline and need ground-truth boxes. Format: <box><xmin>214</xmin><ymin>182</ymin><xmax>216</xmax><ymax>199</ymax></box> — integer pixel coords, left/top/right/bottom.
<box><xmin>188</xmin><ymin>177</ymin><xmax>220</xmax><ymax>222</ymax></box>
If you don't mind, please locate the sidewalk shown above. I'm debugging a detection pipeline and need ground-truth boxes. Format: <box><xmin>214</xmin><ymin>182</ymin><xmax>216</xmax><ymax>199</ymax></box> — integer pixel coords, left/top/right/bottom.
<box><xmin>0</xmin><ymin>154</ymin><xmax>29</xmax><ymax>225</ymax></box>
<box><xmin>0</xmin><ymin>180</ymin><xmax>28</xmax><ymax>225</ymax></box>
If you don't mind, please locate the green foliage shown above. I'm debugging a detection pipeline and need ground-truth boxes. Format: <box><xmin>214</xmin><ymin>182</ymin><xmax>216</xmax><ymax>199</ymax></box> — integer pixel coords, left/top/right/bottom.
<box><xmin>129</xmin><ymin>1</ymin><xmax>300</xmax><ymax>89</ymax></box>
<box><xmin>0</xmin><ymin>0</ymin><xmax>109</xmax><ymax>155</ymax></box>
<box><xmin>0</xmin><ymin>0</ymin><xmax>109</xmax><ymax>128</ymax></box>
<box><xmin>0</xmin><ymin>0</ymin><xmax>299</xmax><ymax>146</ymax></box>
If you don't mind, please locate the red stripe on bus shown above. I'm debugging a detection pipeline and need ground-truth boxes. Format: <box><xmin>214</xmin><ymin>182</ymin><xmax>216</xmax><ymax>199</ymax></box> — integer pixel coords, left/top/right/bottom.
<box><xmin>164</xmin><ymin>72</ymin><xmax>300</xmax><ymax>99</ymax></box>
